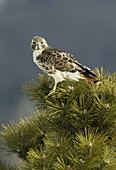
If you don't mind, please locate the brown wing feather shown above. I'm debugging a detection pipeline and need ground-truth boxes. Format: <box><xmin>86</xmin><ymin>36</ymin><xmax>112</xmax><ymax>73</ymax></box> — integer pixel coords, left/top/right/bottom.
<box><xmin>38</xmin><ymin>48</ymin><xmax>97</xmax><ymax>79</ymax></box>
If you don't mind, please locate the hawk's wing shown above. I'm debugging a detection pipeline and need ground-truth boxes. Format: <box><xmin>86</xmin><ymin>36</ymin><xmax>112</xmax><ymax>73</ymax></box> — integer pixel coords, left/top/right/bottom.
<box><xmin>38</xmin><ymin>48</ymin><xmax>97</xmax><ymax>78</ymax></box>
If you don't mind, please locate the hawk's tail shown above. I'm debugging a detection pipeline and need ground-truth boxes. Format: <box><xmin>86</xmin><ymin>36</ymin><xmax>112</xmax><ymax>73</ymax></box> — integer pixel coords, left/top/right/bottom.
<box><xmin>79</xmin><ymin>73</ymin><xmax>100</xmax><ymax>84</ymax></box>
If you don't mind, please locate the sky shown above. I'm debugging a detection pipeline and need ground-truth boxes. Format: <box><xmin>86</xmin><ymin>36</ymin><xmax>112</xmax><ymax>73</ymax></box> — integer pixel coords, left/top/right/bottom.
<box><xmin>0</xmin><ymin>0</ymin><xmax>116</xmax><ymax>165</ymax></box>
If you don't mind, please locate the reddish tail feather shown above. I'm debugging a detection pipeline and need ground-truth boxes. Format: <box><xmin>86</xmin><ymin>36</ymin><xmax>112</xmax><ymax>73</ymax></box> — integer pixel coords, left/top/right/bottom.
<box><xmin>79</xmin><ymin>73</ymin><xmax>100</xmax><ymax>84</ymax></box>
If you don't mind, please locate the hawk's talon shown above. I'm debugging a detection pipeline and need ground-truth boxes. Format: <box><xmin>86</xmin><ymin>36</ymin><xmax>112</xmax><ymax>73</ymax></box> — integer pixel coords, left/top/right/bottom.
<box><xmin>48</xmin><ymin>90</ymin><xmax>55</xmax><ymax>96</ymax></box>
<box><xmin>45</xmin><ymin>83</ymin><xmax>57</xmax><ymax>98</ymax></box>
<box><xmin>49</xmin><ymin>83</ymin><xmax>57</xmax><ymax>96</ymax></box>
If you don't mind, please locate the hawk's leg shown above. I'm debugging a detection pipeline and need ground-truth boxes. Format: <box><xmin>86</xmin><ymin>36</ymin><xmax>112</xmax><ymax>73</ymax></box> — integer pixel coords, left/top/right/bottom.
<box><xmin>48</xmin><ymin>83</ymin><xmax>57</xmax><ymax>96</ymax></box>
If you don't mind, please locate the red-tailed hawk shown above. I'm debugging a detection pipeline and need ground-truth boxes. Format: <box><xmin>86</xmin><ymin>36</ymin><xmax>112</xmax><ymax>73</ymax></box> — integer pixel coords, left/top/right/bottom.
<box><xmin>31</xmin><ymin>36</ymin><xmax>100</xmax><ymax>95</ymax></box>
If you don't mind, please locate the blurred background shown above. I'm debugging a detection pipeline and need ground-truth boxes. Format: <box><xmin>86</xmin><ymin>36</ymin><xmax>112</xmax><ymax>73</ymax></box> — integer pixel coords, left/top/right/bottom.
<box><xmin>0</xmin><ymin>0</ymin><xmax>116</xmax><ymax>165</ymax></box>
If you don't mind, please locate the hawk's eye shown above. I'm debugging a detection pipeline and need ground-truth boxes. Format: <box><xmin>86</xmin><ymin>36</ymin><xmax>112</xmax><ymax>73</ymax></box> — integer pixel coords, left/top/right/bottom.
<box><xmin>41</xmin><ymin>42</ymin><xmax>43</xmax><ymax>44</ymax></box>
<box><xmin>33</xmin><ymin>42</ymin><xmax>36</xmax><ymax>45</ymax></box>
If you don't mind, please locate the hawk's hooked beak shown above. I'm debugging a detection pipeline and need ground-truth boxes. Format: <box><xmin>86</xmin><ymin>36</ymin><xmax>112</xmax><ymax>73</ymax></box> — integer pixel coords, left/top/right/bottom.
<box><xmin>36</xmin><ymin>42</ymin><xmax>42</xmax><ymax>49</ymax></box>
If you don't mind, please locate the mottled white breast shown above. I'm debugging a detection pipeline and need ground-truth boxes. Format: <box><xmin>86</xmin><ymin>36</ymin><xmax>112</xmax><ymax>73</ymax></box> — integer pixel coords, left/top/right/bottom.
<box><xmin>33</xmin><ymin>49</ymin><xmax>52</xmax><ymax>74</ymax></box>
<box><xmin>33</xmin><ymin>50</ymin><xmax>43</xmax><ymax>64</ymax></box>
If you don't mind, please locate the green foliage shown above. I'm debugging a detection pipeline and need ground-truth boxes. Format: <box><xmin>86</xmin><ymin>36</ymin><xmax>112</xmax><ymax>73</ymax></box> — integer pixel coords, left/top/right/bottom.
<box><xmin>0</xmin><ymin>116</ymin><xmax>45</xmax><ymax>160</ymax></box>
<box><xmin>68</xmin><ymin>128</ymin><xmax>116</xmax><ymax>170</ymax></box>
<box><xmin>0</xmin><ymin>67</ymin><xmax>116</xmax><ymax>169</ymax></box>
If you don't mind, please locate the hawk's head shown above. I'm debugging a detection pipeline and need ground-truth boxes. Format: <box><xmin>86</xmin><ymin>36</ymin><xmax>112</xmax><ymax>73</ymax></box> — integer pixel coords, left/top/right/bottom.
<box><xmin>31</xmin><ymin>36</ymin><xmax>49</xmax><ymax>51</ymax></box>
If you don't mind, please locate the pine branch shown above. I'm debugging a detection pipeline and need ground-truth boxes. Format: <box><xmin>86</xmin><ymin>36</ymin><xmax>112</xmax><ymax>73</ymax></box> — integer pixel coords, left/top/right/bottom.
<box><xmin>0</xmin><ymin>115</ymin><xmax>45</xmax><ymax>160</ymax></box>
<box><xmin>0</xmin><ymin>67</ymin><xmax>116</xmax><ymax>169</ymax></box>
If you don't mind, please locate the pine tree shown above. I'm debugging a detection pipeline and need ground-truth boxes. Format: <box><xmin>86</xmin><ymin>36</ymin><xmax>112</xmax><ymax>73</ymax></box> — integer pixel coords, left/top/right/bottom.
<box><xmin>0</xmin><ymin>67</ymin><xmax>116</xmax><ymax>170</ymax></box>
